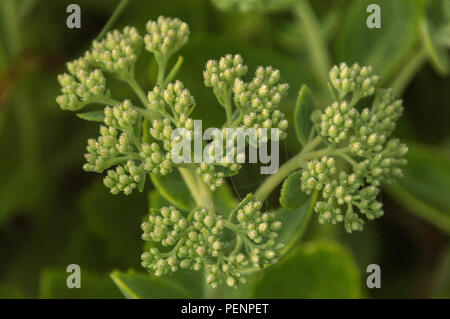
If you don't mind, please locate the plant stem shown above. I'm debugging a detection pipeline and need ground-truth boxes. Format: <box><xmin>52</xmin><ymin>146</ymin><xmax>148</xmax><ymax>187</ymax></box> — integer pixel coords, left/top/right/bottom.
<box><xmin>178</xmin><ymin>167</ymin><xmax>203</xmax><ymax>207</ymax></box>
<box><xmin>164</xmin><ymin>56</ymin><xmax>184</xmax><ymax>87</ymax></box>
<box><xmin>125</xmin><ymin>76</ymin><xmax>149</xmax><ymax>108</ymax></box>
<box><xmin>97</xmin><ymin>0</ymin><xmax>130</xmax><ymax>40</ymax></box>
<box><xmin>255</xmin><ymin>136</ymin><xmax>322</xmax><ymax>201</ymax></box>
<box><xmin>157</xmin><ymin>57</ymin><xmax>168</xmax><ymax>87</ymax></box>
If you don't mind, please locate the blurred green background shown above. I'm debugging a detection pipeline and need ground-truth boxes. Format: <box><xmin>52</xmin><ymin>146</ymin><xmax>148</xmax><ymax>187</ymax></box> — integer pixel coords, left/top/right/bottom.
<box><xmin>0</xmin><ymin>0</ymin><xmax>449</xmax><ymax>298</ymax></box>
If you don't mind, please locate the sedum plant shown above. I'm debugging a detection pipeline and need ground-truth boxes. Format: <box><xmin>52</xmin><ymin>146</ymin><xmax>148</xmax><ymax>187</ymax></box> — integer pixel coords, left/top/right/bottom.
<box><xmin>57</xmin><ymin>16</ymin><xmax>407</xmax><ymax>291</ymax></box>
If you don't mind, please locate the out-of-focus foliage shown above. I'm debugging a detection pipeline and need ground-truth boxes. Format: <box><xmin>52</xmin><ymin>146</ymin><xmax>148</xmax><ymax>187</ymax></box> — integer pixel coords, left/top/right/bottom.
<box><xmin>0</xmin><ymin>0</ymin><xmax>448</xmax><ymax>298</ymax></box>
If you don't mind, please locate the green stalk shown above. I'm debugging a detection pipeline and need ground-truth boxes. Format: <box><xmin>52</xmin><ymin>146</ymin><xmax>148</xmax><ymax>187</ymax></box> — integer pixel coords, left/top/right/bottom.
<box><xmin>125</xmin><ymin>76</ymin><xmax>149</xmax><ymax>108</ymax></box>
<box><xmin>97</xmin><ymin>0</ymin><xmax>130</xmax><ymax>40</ymax></box>
<box><xmin>294</xmin><ymin>0</ymin><xmax>331</xmax><ymax>95</ymax></box>
<box><xmin>178</xmin><ymin>167</ymin><xmax>203</xmax><ymax>207</ymax></box>
<box><xmin>164</xmin><ymin>56</ymin><xmax>184</xmax><ymax>87</ymax></box>
<box><xmin>255</xmin><ymin>136</ymin><xmax>322</xmax><ymax>201</ymax></box>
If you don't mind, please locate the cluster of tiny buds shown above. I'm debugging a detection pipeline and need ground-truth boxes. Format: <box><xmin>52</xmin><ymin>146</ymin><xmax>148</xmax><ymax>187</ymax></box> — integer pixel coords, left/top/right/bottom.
<box><xmin>145</xmin><ymin>16</ymin><xmax>190</xmax><ymax>59</ymax></box>
<box><xmin>242</xmin><ymin>109</ymin><xmax>288</xmax><ymax>139</ymax></box>
<box><xmin>104</xmin><ymin>100</ymin><xmax>140</xmax><ymax>130</ymax></box>
<box><xmin>315</xmin><ymin>101</ymin><xmax>357</xmax><ymax>144</ymax></box>
<box><xmin>355</xmin><ymin>139</ymin><xmax>408</xmax><ymax>186</ymax></box>
<box><xmin>197</xmin><ymin>162</ymin><xmax>226</xmax><ymax>191</ymax></box>
<box><xmin>235</xmin><ymin>200</ymin><xmax>281</xmax><ymax>246</ymax></box>
<box><xmin>103</xmin><ymin>160</ymin><xmax>144</xmax><ymax>195</ymax></box>
<box><xmin>204</xmin><ymin>54</ymin><xmax>248</xmax><ymax>90</ymax></box>
<box><xmin>301</xmin><ymin>156</ymin><xmax>337</xmax><ymax>194</ymax></box>
<box><xmin>206</xmin><ymin>256</ymin><xmax>248</xmax><ymax>288</ymax></box>
<box><xmin>149</xmin><ymin>116</ymin><xmax>196</xmax><ymax>155</ymax></box>
<box><xmin>329</xmin><ymin>63</ymin><xmax>379</xmax><ymax>98</ymax></box>
<box><xmin>141</xmin><ymin>206</ymin><xmax>187</xmax><ymax>246</ymax></box>
<box><xmin>83</xmin><ymin>126</ymin><xmax>120</xmax><ymax>173</ymax></box>
<box><xmin>56</xmin><ymin>57</ymin><xmax>109</xmax><ymax>111</ymax></box>
<box><xmin>140</xmin><ymin>142</ymin><xmax>173</xmax><ymax>176</ymax></box>
<box><xmin>85</xmin><ymin>27</ymin><xmax>143</xmax><ymax>75</ymax></box>
<box><xmin>141</xmin><ymin>207</ymin><xmax>225</xmax><ymax>278</ymax></box>
<box><xmin>233</xmin><ymin>66</ymin><xmax>288</xmax><ymax>112</ymax></box>
<box><xmin>140</xmin><ymin>195</ymin><xmax>284</xmax><ymax>288</ymax></box>
<box><xmin>301</xmin><ymin>155</ymin><xmax>383</xmax><ymax>232</ymax></box>
<box><xmin>349</xmin><ymin>89</ymin><xmax>404</xmax><ymax>156</ymax></box>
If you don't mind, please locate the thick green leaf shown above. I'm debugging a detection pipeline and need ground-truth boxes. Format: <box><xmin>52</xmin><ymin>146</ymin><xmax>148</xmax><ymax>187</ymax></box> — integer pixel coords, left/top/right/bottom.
<box><xmin>276</xmin><ymin>191</ymin><xmax>318</xmax><ymax>254</ymax></box>
<box><xmin>279</xmin><ymin>170</ymin><xmax>309</xmax><ymax>209</ymax></box>
<box><xmin>420</xmin><ymin>18</ymin><xmax>449</xmax><ymax>74</ymax></box>
<box><xmin>384</xmin><ymin>142</ymin><xmax>450</xmax><ymax>233</ymax></box>
<box><xmin>337</xmin><ymin>0</ymin><xmax>421</xmax><ymax>83</ymax></box>
<box><xmin>76</xmin><ymin>110</ymin><xmax>105</xmax><ymax>122</ymax></box>
<box><xmin>110</xmin><ymin>270</ymin><xmax>190</xmax><ymax>299</ymax></box>
<box><xmin>294</xmin><ymin>85</ymin><xmax>316</xmax><ymax>146</ymax></box>
<box><xmin>40</xmin><ymin>268</ymin><xmax>122</xmax><ymax>299</ymax></box>
<box><xmin>150</xmin><ymin>170</ymin><xmax>196</xmax><ymax>211</ymax></box>
<box><xmin>253</xmin><ymin>241</ymin><xmax>362</xmax><ymax>298</ymax></box>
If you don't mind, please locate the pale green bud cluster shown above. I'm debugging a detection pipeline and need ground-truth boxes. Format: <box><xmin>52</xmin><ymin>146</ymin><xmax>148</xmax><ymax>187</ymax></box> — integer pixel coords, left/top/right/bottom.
<box><xmin>84</xmin><ymin>126</ymin><xmax>121</xmax><ymax>173</ymax></box>
<box><xmin>104</xmin><ymin>99</ymin><xmax>140</xmax><ymax>130</ymax></box>
<box><xmin>203</xmin><ymin>55</ymin><xmax>289</xmax><ymax>138</ymax></box>
<box><xmin>56</xmin><ymin>57</ymin><xmax>110</xmax><ymax>111</ymax></box>
<box><xmin>144</xmin><ymin>16</ymin><xmax>190</xmax><ymax>59</ymax></box>
<box><xmin>148</xmin><ymin>81</ymin><xmax>195</xmax><ymax>121</ymax></box>
<box><xmin>316</xmin><ymin>101</ymin><xmax>357</xmax><ymax>144</ymax></box>
<box><xmin>349</xmin><ymin>89</ymin><xmax>404</xmax><ymax>156</ymax></box>
<box><xmin>234</xmin><ymin>66</ymin><xmax>289</xmax><ymax>138</ymax></box>
<box><xmin>85</xmin><ymin>27</ymin><xmax>143</xmax><ymax>75</ymax></box>
<box><xmin>233</xmin><ymin>200</ymin><xmax>283</xmax><ymax>267</ymax></box>
<box><xmin>141</xmin><ymin>195</ymin><xmax>282</xmax><ymax>288</ymax></box>
<box><xmin>103</xmin><ymin>160</ymin><xmax>145</xmax><ymax>195</ymax></box>
<box><xmin>140</xmin><ymin>143</ymin><xmax>172</xmax><ymax>175</ymax></box>
<box><xmin>149</xmin><ymin>113</ymin><xmax>195</xmax><ymax>160</ymax></box>
<box><xmin>196</xmin><ymin>161</ymin><xmax>240</xmax><ymax>191</ymax></box>
<box><xmin>141</xmin><ymin>206</ymin><xmax>188</xmax><ymax>246</ymax></box>
<box><xmin>355</xmin><ymin>139</ymin><xmax>408</xmax><ymax>186</ymax></box>
<box><xmin>141</xmin><ymin>207</ymin><xmax>224</xmax><ymax>278</ymax></box>
<box><xmin>204</xmin><ymin>54</ymin><xmax>248</xmax><ymax>91</ymax></box>
<box><xmin>329</xmin><ymin>63</ymin><xmax>379</xmax><ymax>99</ymax></box>
<box><xmin>307</xmin><ymin>64</ymin><xmax>407</xmax><ymax>231</ymax></box>
<box><xmin>301</xmin><ymin>156</ymin><xmax>384</xmax><ymax>232</ymax></box>
<box><xmin>83</xmin><ymin>99</ymin><xmax>176</xmax><ymax>195</ymax></box>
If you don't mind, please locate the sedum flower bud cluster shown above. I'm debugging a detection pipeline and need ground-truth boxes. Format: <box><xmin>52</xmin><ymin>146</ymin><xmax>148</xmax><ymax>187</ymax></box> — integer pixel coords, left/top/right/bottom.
<box><xmin>196</xmin><ymin>161</ymin><xmax>240</xmax><ymax>192</ymax></box>
<box><xmin>204</xmin><ymin>55</ymin><xmax>289</xmax><ymax>138</ymax></box>
<box><xmin>316</xmin><ymin>101</ymin><xmax>358</xmax><ymax>144</ymax></box>
<box><xmin>204</xmin><ymin>54</ymin><xmax>248</xmax><ymax>93</ymax></box>
<box><xmin>141</xmin><ymin>195</ymin><xmax>283</xmax><ymax>288</ymax></box>
<box><xmin>329</xmin><ymin>63</ymin><xmax>380</xmax><ymax>100</ymax></box>
<box><xmin>56</xmin><ymin>57</ymin><xmax>110</xmax><ymax>111</ymax></box>
<box><xmin>234</xmin><ymin>66</ymin><xmax>289</xmax><ymax>138</ymax></box>
<box><xmin>85</xmin><ymin>26</ymin><xmax>143</xmax><ymax>76</ymax></box>
<box><xmin>305</xmin><ymin>63</ymin><xmax>408</xmax><ymax>232</ymax></box>
<box><xmin>83</xmin><ymin>100</ymin><xmax>173</xmax><ymax>195</ymax></box>
<box><xmin>144</xmin><ymin>16</ymin><xmax>190</xmax><ymax>60</ymax></box>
